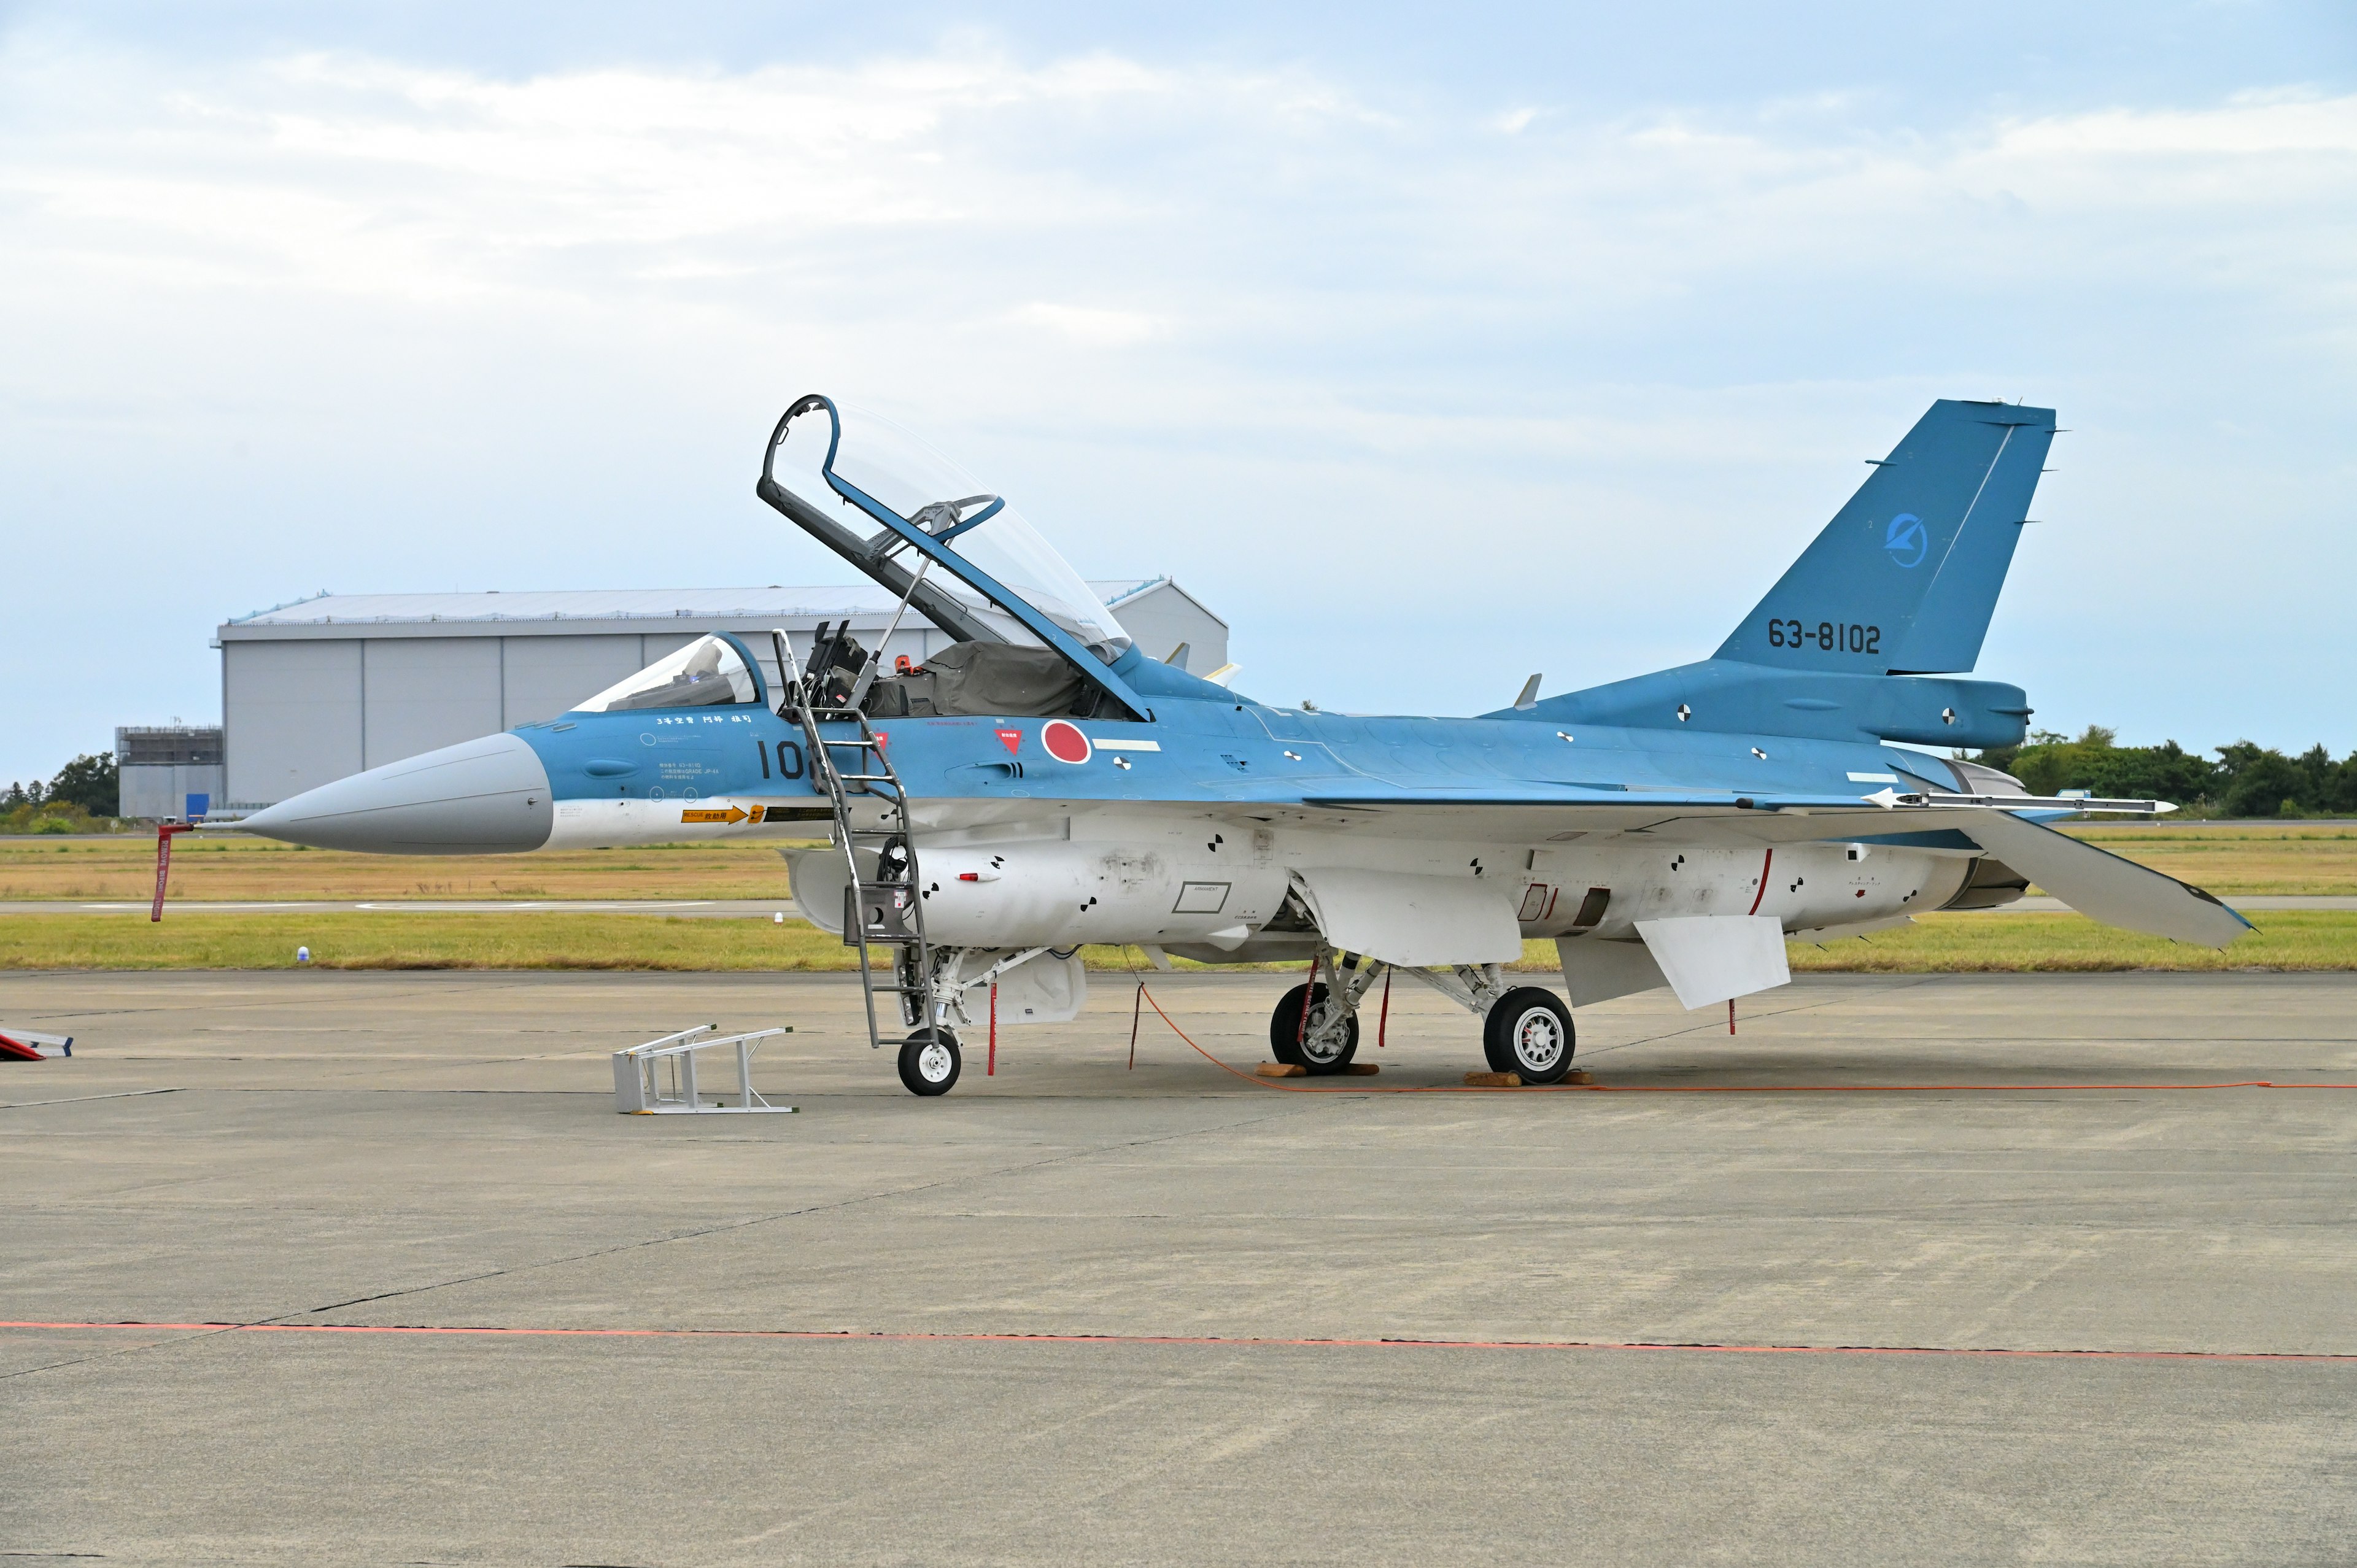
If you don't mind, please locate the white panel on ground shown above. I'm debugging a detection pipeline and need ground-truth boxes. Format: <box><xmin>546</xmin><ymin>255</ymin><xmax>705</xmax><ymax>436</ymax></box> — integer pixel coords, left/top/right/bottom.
<box><xmin>1291</xmin><ymin>869</ymin><xmax>1523</xmax><ymax>967</ymax></box>
<box><xmin>1635</xmin><ymin>915</ymin><xmax>1792</xmax><ymax>1010</ymax></box>
<box><xmin>1954</xmin><ymin>809</ymin><xmax>2253</xmax><ymax>948</ymax></box>
<box><xmin>1555</xmin><ymin>936</ymin><xmax>1670</xmax><ymax>1006</ymax></box>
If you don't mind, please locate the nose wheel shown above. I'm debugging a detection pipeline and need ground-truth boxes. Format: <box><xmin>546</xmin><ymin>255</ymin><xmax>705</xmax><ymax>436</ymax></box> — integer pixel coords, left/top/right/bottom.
<box><xmin>1482</xmin><ymin>987</ymin><xmax>1576</xmax><ymax>1083</ymax></box>
<box><xmin>897</xmin><ymin>1029</ymin><xmax>962</xmax><ymax>1095</ymax></box>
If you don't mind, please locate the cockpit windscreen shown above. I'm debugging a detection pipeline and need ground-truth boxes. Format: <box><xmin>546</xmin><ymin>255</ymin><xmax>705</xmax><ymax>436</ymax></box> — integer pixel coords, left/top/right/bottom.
<box><xmin>573</xmin><ymin>634</ymin><xmax>760</xmax><ymax>713</ymax></box>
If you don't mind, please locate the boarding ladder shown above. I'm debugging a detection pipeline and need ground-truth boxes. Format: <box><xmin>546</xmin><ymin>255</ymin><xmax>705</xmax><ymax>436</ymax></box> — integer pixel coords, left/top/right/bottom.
<box><xmin>772</xmin><ymin>631</ymin><xmax>941</xmax><ymax>1056</ymax></box>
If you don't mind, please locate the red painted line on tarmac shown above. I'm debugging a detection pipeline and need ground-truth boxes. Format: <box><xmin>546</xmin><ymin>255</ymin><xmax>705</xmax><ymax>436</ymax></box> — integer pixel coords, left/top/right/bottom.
<box><xmin>1582</xmin><ymin>1080</ymin><xmax>2357</xmax><ymax>1094</ymax></box>
<box><xmin>2</xmin><ymin>1321</ymin><xmax>2348</xmax><ymax>1362</ymax></box>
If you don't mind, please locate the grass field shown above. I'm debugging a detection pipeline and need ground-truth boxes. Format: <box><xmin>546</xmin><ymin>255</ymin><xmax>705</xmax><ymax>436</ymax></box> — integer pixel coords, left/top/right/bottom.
<box><xmin>2064</xmin><ymin>825</ymin><xmax>2357</xmax><ymax>894</ymax></box>
<box><xmin>9</xmin><ymin>821</ymin><xmax>2357</xmax><ymax>902</ymax></box>
<box><xmin>0</xmin><ymin>836</ymin><xmax>825</xmax><ymax>902</ymax></box>
<box><xmin>2</xmin><ymin>910</ymin><xmax>2351</xmax><ymax>973</ymax></box>
<box><xmin>5</xmin><ymin>822</ymin><xmax>2352</xmax><ymax>975</ymax></box>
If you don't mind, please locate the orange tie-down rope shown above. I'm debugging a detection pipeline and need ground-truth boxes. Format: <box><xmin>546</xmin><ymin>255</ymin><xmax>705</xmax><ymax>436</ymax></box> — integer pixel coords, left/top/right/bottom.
<box><xmin>1126</xmin><ymin>982</ymin><xmax>2357</xmax><ymax>1096</ymax></box>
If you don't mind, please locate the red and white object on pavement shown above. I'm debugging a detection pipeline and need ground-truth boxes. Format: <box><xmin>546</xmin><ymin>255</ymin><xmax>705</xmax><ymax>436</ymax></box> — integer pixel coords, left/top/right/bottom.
<box><xmin>0</xmin><ymin>1029</ymin><xmax>72</xmax><ymax>1061</ymax></box>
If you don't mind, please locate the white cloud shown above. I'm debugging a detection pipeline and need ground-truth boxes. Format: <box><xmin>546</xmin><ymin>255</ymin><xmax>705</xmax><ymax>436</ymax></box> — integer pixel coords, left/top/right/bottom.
<box><xmin>1009</xmin><ymin>302</ymin><xmax>1167</xmax><ymax>346</ymax></box>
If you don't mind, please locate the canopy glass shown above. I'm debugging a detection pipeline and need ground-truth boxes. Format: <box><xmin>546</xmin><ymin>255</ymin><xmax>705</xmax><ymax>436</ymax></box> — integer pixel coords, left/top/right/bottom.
<box><xmin>764</xmin><ymin>400</ymin><xmax>1131</xmax><ymax>660</ymax></box>
<box><xmin>574</xmin><ymin>634</ymin><xmax>761</xmax><ymax>713</ymax></box>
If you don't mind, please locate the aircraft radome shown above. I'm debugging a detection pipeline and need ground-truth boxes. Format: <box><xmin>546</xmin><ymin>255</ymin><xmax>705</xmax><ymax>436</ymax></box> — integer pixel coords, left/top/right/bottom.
<box><xmin>224</xmin><ymin>395</ymin><xmax>2251</xmax><ymax>1094</ymax></box>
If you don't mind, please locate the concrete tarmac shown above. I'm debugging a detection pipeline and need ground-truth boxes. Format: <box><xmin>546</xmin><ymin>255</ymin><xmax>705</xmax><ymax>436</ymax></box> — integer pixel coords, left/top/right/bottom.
<box><xmin>3</xmin><ymin>969</ymin><xmax>2353</xmax><ymax>1565</ymax></box>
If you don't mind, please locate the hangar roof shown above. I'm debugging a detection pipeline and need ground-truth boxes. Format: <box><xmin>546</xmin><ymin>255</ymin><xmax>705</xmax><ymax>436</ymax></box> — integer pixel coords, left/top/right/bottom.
<box><xmin>219</xmin><ymin>578</ymin><xmax>1223</xmax><ymax>640</ymax></box>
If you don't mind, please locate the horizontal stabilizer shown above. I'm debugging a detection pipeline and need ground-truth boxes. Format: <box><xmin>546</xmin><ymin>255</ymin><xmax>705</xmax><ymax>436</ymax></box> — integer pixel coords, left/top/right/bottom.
<box><xmin>1635</xmin><ymin>916</ymin><xmax>1792</xmax><ymax>1010</ymax></box>
<box><xmin>1953</xmin><ymin>811</ymin><xmax>2252</xmax><ymax>948</ymax></box>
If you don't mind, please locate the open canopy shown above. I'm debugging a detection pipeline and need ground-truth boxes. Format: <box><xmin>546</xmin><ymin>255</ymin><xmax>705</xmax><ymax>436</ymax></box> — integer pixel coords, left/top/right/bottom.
<box><xmin>759</xmin><ymin>396</ymin><xmax>1131</xmax><ymax>662</ymax></box>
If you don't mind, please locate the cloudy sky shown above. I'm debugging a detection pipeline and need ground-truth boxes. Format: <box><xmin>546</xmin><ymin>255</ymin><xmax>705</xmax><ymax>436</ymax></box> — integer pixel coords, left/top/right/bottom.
<box><xmin>2</xmin><ymin>1</ymin><xmax>2352</xmax><ymax>785</ymax></box>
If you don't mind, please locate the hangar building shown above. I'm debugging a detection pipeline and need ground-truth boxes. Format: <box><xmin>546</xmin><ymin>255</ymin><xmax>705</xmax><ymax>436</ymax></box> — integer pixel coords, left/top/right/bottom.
<box><xmin>213</xmin><ymin>579</ymin><xmax>1226</xmax><ymax>809</ymax></box>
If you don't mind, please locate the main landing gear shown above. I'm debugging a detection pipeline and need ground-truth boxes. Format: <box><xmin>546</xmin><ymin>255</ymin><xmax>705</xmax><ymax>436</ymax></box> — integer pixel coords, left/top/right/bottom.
<box><xmin>1262</xmin><ymin>951</ymin><xmax>1579</xmax><ymax>1084</ymax></box>
<box><xmin>1481</xmin><ymin>987</ymin><xmax>1576</xmax><ymax>1083</ymax></box>
<box><xmin>1271</xmin><ymin>982</ymin><xmax>1360</xmax><ymax>1073</ymax></box>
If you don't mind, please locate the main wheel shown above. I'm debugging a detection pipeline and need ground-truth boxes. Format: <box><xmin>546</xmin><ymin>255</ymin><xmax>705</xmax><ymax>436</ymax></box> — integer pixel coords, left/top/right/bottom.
<box><xmin>1482</xmin><ymin>987</ymin><xmax>1575</xmax><ymax>1083</ymax></box>
<box><xmin>1269</xmin><ymin>983</ymin><xmax>1360</xmax><ymax>1074</ymax></box>
<box><xmin>896</xmin><ymin>1029</ymin><xmax>962</xmax><ymax>1096</ymax></box>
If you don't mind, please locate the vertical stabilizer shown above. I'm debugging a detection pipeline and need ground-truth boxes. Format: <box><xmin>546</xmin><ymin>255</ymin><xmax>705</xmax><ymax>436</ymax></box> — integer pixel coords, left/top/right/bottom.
<box><xmin>1716</xmin><ymin>400</ymin><xmax>2053</xmax><ymax>674</ymax></box>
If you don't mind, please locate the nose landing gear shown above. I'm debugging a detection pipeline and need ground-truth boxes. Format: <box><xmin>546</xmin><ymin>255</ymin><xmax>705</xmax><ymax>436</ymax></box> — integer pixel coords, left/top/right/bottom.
<box><xmin>897</xmin><ymin>1029</ymin><xmax>962</xmax><ymax>1095</ymax></box>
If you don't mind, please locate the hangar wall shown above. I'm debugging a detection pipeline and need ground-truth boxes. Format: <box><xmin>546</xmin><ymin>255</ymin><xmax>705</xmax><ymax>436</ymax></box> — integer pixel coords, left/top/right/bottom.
<box><xmin>217</xmin><ymin>579</ymin><xmax>1227</xmax><ymax>808</ymax></box>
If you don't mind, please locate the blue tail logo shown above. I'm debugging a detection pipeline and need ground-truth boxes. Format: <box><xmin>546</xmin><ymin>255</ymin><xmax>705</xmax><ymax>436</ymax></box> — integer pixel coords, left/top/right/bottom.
<box><xmin>1884</xmin><ymin>512</ymin><xmax>1927</xmax><ymax>568</ymax></box>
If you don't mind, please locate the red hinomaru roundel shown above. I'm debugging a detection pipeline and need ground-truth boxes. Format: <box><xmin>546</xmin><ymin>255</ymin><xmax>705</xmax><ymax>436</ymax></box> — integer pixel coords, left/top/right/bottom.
<box><xmin>1041</xmin><ymin>720</ymin><xmax>1092</xmax><ymax>765</ymax></box>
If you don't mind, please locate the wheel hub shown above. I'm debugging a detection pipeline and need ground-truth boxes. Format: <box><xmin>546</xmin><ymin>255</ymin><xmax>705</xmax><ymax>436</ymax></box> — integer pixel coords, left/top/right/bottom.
<box><xmin>1300</xmin><ymin>1004</ymin><xmax>1351</xmax><ymax>1063</ymax></box>
<box><xmin>1514</xmin><ymin>1011</ymin><xmax>1565</xmax><ymax>1072</ymax></box>
<box><xmin>917</xmin><ymin>1043</ymin><xmax>955</xmax><ymax>1081</ymax></box>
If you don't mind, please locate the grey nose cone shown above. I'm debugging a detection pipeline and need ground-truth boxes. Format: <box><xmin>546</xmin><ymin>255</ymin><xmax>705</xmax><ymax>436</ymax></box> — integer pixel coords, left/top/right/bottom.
<box><xmin>238</xmin><ymin>733</ymin><xmax>555</xmax><ymax>855</ymax></box>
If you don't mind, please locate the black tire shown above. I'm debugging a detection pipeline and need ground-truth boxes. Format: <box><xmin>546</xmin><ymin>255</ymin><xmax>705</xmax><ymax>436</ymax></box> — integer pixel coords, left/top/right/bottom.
<box><xmin>896</xmin><ymin>1029</ymin><xmax>961</xmax><ymax>1096</ymax></box>
<box><xmin>1269</xmin><ymin>983</ymin><xmax>1360</xmax><ymax>1074</ymax></box>
<box><xmin>1482</xmin><ymin>987</ymin><xmax>1575</xmax><ymax>1083</ymax></box>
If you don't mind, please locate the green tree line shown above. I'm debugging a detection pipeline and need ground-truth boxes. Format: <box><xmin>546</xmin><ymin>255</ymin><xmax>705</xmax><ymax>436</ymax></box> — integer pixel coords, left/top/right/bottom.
<box><xmin>1975</xmin><ymin>728</ymin><xmax>2357</xmax><ymax>817</ymax></box>
<box><xmin>2</xmin><ymin>752</ymin><xmax>122</xmax><ymax>832</ymax></box>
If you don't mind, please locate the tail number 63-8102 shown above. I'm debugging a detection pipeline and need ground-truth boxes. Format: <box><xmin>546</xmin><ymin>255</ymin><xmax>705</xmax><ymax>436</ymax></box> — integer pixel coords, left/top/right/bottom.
<box><xmin>1768</xmin><ymin>619</ymin><xmax>1879</xmax><ymax>654</ymax></box>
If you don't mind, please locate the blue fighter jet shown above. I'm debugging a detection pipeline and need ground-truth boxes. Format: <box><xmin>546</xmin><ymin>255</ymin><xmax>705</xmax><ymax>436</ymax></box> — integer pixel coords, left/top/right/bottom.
<box><xmin>230</xmin><ymin>395</ymin><xmax>2251</xmax><ymax>1094</ymax></box>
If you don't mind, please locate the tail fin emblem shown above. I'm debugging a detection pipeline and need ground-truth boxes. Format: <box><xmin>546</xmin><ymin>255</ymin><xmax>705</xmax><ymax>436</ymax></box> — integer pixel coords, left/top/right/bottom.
<box><xmin>1884</xmin><ymin>512</ymin><xmax>1927</xmax><ymax>568</ymax></box>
